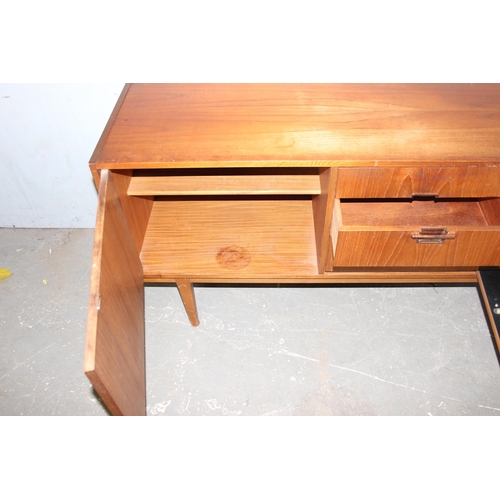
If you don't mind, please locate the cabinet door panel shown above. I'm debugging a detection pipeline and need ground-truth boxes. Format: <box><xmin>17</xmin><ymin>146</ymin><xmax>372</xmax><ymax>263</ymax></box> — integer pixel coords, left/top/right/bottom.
<box><xmin>84</xmin><ymin>170</ymin><xmax>146</xmax><ymax>416</ymax></box>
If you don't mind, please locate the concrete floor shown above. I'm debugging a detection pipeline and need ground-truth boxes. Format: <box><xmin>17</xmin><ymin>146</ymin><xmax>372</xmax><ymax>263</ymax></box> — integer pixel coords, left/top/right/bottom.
<box><xmin>1</xmin><ymin>228</ymin><xmax>500</xmax><ymax>416</ymax></box>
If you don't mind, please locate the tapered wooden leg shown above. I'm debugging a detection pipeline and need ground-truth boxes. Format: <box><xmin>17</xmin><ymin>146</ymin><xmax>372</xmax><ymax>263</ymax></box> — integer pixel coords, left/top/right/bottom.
<box><xmin>175</xmin><ymin>279</ymin><xmax>200</xmax><ymax>326</ymax></box>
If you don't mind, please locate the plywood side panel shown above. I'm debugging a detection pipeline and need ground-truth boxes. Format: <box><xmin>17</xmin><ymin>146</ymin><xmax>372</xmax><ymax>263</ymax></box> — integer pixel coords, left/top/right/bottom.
<box><xmin>312</xmin><ymin>168</ymin><xmax>337</xmax><ymax>273</ymax></box>
<box><xmin>479</xmin><ymin>197</ymin><xmax>500</xmax><ymax>226</ymax></box>
<box><xmin>111</xmin><ymin>170</ymin><xmax>153</xmax><ymax>254</ymax></box>
<box><xmin>84</xmin><ymin>170</ymin><xmax>146</xmax><ymax>416</ymax></box>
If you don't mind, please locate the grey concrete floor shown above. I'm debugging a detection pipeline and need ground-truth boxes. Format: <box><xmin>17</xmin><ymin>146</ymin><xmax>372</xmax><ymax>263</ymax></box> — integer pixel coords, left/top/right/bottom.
<box><xmin>1</xmin><ymin>228</ymin><xmax>500</xmax><ymax>416</ymax></box>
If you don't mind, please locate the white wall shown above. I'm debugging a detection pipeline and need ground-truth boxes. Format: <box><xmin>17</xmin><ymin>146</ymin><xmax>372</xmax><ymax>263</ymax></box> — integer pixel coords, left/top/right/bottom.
<box><xmin>0</xmin><ymin>84</ymin><xmax>125</xmax><ymax>228</ymax></box>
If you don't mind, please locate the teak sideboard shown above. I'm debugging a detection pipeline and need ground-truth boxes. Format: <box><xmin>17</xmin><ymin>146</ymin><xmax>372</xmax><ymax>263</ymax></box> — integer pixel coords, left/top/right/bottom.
<box><xmin>84</xmin><ymin>83</ymin><xmax>500</xmax><ymax>416</ymax></box>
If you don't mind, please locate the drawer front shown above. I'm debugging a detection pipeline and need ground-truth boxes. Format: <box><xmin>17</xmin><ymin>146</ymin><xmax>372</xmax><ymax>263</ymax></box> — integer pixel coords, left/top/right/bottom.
<box><xmin>332</xmin><ymin>229</ymin><xmax>500</xmax><ymax>268</ymax></box>
<box><xmin>336</xmin><ymin>165</ymin><xmax>500</xmax><ymax>199</ymax></box>
<box><xmin>330</xmin><ymin>198</ymin><xmax>500</xmax><ymax>268</ymax></box>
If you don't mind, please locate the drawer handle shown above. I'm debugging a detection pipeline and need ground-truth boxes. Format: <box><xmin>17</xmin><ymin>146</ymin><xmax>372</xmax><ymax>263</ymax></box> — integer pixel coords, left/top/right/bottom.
<box><xmin>411</xmin><ymin>227</ymin><xmax>456</xmax><ymax>244</ymax></box>
<box><xmin>411</xmin><ymin>193</ymin><xmax>439</xmax><ymax>200</ymax></box>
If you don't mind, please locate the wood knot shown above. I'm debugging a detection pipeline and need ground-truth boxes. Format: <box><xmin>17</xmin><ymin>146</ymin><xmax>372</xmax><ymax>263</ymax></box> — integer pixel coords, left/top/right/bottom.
<box><xmin>216</xmin><ymin>246</ymin><xmax>251</xmax><ymax>270</ymax></box>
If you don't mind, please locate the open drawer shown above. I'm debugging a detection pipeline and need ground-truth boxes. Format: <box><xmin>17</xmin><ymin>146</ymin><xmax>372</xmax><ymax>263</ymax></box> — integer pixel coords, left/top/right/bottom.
<box><xmin>331</xmin><ymin>197</ymin><xmax>500</xmax><ymax>268</ymax></box>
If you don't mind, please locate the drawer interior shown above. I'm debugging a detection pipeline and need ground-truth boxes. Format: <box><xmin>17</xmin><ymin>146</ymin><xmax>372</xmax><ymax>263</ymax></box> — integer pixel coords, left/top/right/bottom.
<box><xmin>339</xmin><ymin>198</ymin><xmax>500</xmax><ymax>228</ymax></box>
<box><xmin>330</xmin><ymin>197</ymin><xmax>500</xmax><ymax>268</ymax></box>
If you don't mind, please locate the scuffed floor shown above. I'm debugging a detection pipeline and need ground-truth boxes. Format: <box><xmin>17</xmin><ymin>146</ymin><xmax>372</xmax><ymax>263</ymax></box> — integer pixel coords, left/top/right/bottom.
<box><xmin>1</xmin><ymin>228</ymin><xmax>500</xmax><ymax>416</ymax></box>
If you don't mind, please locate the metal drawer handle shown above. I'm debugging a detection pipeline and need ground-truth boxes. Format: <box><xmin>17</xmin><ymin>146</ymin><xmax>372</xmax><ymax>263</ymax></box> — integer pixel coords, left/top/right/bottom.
<box><xmin>411</xmin><ymin>193</ymin><xmax>439</xmax><ymax>200</ymax></box>
<box><xmin>411</xmin><ymin>227</ymin><xmax>456</xmax><ymax>244</ymax></box>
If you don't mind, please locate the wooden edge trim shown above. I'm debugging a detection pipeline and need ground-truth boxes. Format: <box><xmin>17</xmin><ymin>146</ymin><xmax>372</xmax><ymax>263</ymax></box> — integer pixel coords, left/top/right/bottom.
<box><xmin>85</xmin><ymin>370</ymin><xmax>123</xmax><ymax>416</ymax></box>
<box><xmin>313</xmin><ymin>167</ymin><xmax>337</xmax><ymax>274</ymax></box>
<box><xmin>83</xmin><ymin>169</ymin><xmax>108</xmax><ymax>375</ymax></box>
<box><xmin>89</xmin><ymin>83</ymin><xmax>132</xmax><ymax>166</ymax></box>
<box><xmin>90</xmin><ymin>168</ymin><xmax>101</xmax><ymax>193</ymax></box>
<box><xmin>91</xmin><ymin>160</ymin><xmax>500</xmax><ymax>170</ymax></box>
<box><xmin>144</xmin><ymin>272</ymin><xmax>478</xmax><ymax>284</ymax></box>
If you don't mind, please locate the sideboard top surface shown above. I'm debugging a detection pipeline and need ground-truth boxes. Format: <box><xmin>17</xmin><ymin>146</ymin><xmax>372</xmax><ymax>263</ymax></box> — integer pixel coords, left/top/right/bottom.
<box><xmin>90</xmin><ymin>83</ymin><xmax>500</xmax><ymax>169</ymax></box>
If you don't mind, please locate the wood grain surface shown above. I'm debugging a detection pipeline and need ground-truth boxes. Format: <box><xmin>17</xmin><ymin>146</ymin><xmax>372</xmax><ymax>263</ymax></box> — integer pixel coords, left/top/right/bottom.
<box><xmin>128</xmin><ymin>171</ymin><xmax>321</xmax><ymax>195</ymax></box>
<box><xmin>91</xmin><ymin>84</ymin><xmax>500</xmax><ymax>168</ymax></box>
<box><xmin>84</xmin><ymin>170</ymin><xmax>146</xmax><ymax>416</ymax></box>
<box><xmin>336</xmin><ymin>165</ymin><xmax>500</xmax><ymax>198</ymax></box>
<box><xmin>85</xmin><ymin>84</ymin><xmax>500</xmax><ymax>416</ymax></box>
<box><xmin>140</xmin><ymin>198</ymin><xmax>318</xmax><ymax>278</ymax></box>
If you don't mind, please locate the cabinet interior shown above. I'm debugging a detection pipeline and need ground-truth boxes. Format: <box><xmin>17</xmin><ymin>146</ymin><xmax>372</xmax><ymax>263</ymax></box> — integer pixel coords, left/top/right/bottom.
<box><xmin>122</xmin><ymin>168</ymin><xmax>500</xmax><ymax>278</ymax></box>
<box><xmin>128</xmin><ymin>168</ymin><xmax>328</xmax><ymax>279</ymax></box>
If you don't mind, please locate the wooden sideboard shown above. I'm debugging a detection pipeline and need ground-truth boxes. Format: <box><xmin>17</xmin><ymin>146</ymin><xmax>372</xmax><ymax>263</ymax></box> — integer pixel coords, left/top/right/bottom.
<box><xmin>84</xmin><ymin>83</ymin><xmax>500</xmax><ymax>416</ymax></box>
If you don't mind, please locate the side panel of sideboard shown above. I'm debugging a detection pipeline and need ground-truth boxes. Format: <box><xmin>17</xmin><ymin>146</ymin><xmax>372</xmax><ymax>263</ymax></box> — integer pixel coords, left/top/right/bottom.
<box><xmin>84</xmin><ymin>170</ymin><xmax>146</xmax><ymax>416</ymax></box>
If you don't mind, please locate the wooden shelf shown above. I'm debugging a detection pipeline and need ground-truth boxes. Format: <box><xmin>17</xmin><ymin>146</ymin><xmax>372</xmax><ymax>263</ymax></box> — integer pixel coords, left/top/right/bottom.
<box><xmin>128</xmin><ymin>170</ymin><xmax>321</xmax><ymax>196</ymax></box>
<box><xmin>141</xmin><ymin>198</ymin><xmax>319</xmax><ymax>279</ymax></box>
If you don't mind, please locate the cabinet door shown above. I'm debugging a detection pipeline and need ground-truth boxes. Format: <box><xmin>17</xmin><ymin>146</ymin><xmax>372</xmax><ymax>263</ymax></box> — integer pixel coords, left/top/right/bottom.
<box><xmin>84</xmin><ymin>170</ymin><xmax>146</xmax><ymax>416</ymax></box>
